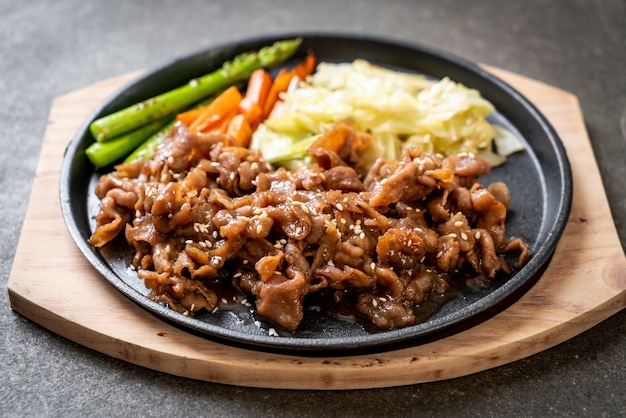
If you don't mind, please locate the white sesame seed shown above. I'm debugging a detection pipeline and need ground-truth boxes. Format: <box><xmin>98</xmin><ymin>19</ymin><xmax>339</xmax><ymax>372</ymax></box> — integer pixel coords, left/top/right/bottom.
<box><xmin>461</xmin><ymin>232</ymin><xmax>468</xmax><ymax>240</ymax></box>
<box><xmin>233</xmin><ymin>272</ymin><xmax>242</xmax><ymax>278</ymax></box>
<box><xmin>199</xmin><ymin>241</ymin><xmax>207</xmax><ymax>248</ymax></box>
<box><xmin>370</xmin><ymin>262</ymin><xmax>376</xmax><ymax>270</ymax></box>
<box><xmin>336</xmin><ymin>203</ymin><xmax>344</xmax><ymax>211</ymax></box>
<box><xmin>475</xmin><ymin>231</ymin><xmax>481</xmax><ymax>239</ymax></box>
<box><xmin>379</xmin><ymin>297</ymin><xmax>387</xmax><ymax>302</ymax></box>
<box><xmin>454</xmin><ymin>221</ymin><xmax>463</xmax><ymax>227</ymax></box>
<box><xmin>221</xmin><ymin>298</ymin><xmax>228</xmax><ymax>304</ymax></box>
<box><xmin>359</xmin><ymin>232</ymin><xmax>366</xmax><ymax>239</ymax></box>
<box><xmin>448</xmin><ymin>233</ymin><xmax>457</xmax><ymax>238</ymax></box>
<box><xmin>372</xmin><ymin>298</ymin><xmax>378</xmax><ymax>307</ymax></box>
<box><xmin>407</xmin><ymin>239</ymin><xmax>413</xmax><ymax>247</ymax></box>
<box><xmin>185</xmin><ymin>239</ymin><xmax>193</xmax><ymax>244</ymax></box>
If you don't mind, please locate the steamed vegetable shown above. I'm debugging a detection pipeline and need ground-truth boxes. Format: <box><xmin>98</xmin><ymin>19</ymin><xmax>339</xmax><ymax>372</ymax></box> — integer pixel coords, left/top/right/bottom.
<box><xmin>251</xmin><ymin>59</ymin><xmax>523</xmax><ymax>168</ymax></box>
<box><xmin>89</xmin><ymin>38</ymin><xmax>302</xmax><ymax>143</ymax></box>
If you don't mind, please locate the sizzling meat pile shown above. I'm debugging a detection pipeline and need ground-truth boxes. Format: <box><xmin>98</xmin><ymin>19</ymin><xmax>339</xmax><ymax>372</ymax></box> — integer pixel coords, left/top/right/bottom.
<box><xmin>89</xmin><ymin>121</ymin><xmax>529</xmax><ymax>332</ymax></box>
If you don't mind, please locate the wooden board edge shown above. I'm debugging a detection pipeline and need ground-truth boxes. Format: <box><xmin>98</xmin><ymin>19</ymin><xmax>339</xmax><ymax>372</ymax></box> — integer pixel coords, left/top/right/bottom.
<box><xmin>7</xmin><ymin>66</ymin><xmax>626</xmax><ymax>389</ymax></box>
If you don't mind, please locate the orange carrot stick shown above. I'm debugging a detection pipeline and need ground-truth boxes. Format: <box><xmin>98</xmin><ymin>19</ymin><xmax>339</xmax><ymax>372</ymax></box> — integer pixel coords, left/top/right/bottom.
<box><xmin>189</xmin><ymin>86</ymin><xmax>242</xmax><ymax>132</ymax></box>
<box><xmin>292</xmin><ymin>52</ymin><xmax>317</xmax><ymax>80</ymax></box>
<box><xmin>227</xmin><ymin>114</ymin><xmax>253</xmax><ymax>148</ymax></box>
<box><xmin>176</xmin><ymin>106</ymin><xmax>206</xmax><ymax>126</ymax></box>
<box><xmin>262</xmin><ymin>68</ymin><xmax>292</xmax><ymax>118</ymax></box>
<box><xmin>262</xmin><ymin>53</ymin><xmax>317</xmax><ymax>118</ymax></box>
<box><xmin>238</xmin><ymin>97</ymin><xmax>263</xmax><ymax>129</ymax></box>
<box><xmin>215</xmin><ymin>107</ymin><xmax>239</xmax><ymax>132</ymax></box>
<box><xmin>245</xmin><ymin>69</ymin><xmax>273</xmax><ymax>109</ymax></box>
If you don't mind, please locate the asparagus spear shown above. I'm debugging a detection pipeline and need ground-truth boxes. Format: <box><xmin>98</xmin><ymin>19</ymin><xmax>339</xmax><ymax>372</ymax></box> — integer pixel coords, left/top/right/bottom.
<box><xmin>86</xmin><ymin>117</ymin><xmax>171</xmax><ymax>168</ymax></box>
<box><xmin>89</xmin><ymin>38</ymin><xmax>302</xmax><ymax>142</ymax></box>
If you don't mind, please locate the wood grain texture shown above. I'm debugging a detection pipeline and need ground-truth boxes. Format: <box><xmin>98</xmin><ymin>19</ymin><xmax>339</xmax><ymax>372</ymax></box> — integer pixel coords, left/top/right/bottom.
<box><xmin>8</xmin><ymin>67</ymin><xmax>625</xmax><ymax>389</ymax></box>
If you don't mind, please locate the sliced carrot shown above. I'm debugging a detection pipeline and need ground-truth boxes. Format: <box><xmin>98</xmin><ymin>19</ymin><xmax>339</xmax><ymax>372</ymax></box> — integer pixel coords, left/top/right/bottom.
<box><xmin>261</xmin><ymin>53</ymin><xmax>318</xmax><ymax>119</ymax></box>
<box><xmin>292</xmin><ymin>52</ymin><xmax>317</xmax><ymax>80</ymax></box>
<box><xmin>245</xmin><ymin>69</ymin><xmax>273</xmax><ymax>109</ymax></box>
<box><xmin>189</xmin><ymin>86</ymin><xmax>242</xmax><ymax>133</ymax></box>
<box><xmin>238</xmin><ymin>97</ymin><xmax>263</xmax><ymax>129</ymax></box>
<box><xmin>262</xmin><ymin>68</ymin><xmax>292</xmax><ymax>118</ymax></box>
<box><xmin>227</xmin><ymin>114</ymin><xmax>253</xmax><ymax>148</ymax></box>
<box><xmin>212</xmin><ymin>108</ymin><xmax>239</xmax><ymax>133</ymax></box>
<box><xmin>176</xmin><ymin>106</ymin><xmax>206</xmax><ymax>126</ymax></box>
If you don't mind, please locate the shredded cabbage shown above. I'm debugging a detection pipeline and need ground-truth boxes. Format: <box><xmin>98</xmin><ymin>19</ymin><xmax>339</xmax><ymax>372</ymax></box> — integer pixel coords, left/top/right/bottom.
<box><xmin>250</xmin><ymin>59</ymin><xmax>523</xmax><ymax>168</ymax></box>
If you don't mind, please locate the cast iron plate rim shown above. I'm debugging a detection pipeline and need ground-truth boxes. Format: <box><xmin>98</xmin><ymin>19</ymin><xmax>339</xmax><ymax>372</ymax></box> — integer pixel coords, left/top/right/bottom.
<box><xmin>60</xmin><ymin>32</ymin><xmax>572</xmax><ymax>354</ymax></box>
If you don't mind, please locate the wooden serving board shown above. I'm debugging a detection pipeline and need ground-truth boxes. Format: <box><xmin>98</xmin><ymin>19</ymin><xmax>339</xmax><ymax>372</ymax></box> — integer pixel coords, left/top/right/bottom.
<box><xmin>8</xmin><ymin>66</ymin><xmax>626</xmax><ymax>390</ymax></box>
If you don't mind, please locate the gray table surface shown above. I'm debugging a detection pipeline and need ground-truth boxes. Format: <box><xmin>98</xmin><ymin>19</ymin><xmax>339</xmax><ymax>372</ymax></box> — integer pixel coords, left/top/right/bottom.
<box><xmin>2</xmin><ymin>0</ymin><xmax>624</xmax><ymax>416</ymax></box>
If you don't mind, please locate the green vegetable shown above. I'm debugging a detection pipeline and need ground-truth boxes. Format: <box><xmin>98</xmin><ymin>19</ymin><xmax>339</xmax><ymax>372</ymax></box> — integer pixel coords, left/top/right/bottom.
<box><xmin>86</xmin><ymin>117</ymin><xmax>171</xmax><ymax>168</ymax></box>
<box><xmin>251</xmin><ymin>59</ymin><xmax>522</xmax><ymax>169</ymax></box>
<box><xmin>89</xmin><ymin>38</ymin><xmax>302</xmax><ymax>142</ymax></box>
<box><xmin>249</xmin><ymin>124</ymin><xmax>317</xmax><ymax>169</ymax></box>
